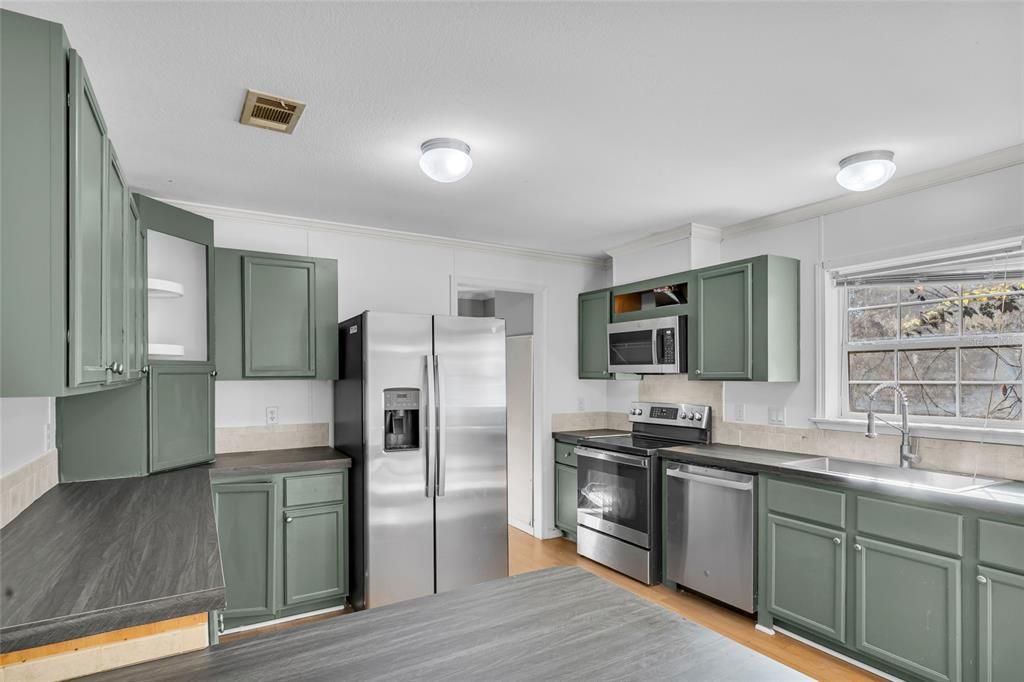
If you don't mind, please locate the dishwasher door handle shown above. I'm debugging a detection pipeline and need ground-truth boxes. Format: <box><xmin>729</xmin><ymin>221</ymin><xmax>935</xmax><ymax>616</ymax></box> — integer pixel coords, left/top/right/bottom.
<box><xmin>666</xmin><ymin>467</ymin><xmax>754</xmax><ymax>491</ymax></box>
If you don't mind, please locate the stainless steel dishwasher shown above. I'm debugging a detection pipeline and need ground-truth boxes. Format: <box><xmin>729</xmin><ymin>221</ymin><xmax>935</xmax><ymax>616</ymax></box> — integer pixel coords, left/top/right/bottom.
<box><xmin>664</xmin><ymin>462</ymin><xmax>756</xmax><ymax>613</ymax></box>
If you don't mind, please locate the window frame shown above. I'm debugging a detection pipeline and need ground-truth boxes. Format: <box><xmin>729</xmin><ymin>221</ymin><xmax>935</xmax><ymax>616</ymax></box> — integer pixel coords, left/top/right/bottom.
<box><xmin>814</xmin><ymin>254</ymin><xmax>1024</xmax><ymax>446</ymax></box>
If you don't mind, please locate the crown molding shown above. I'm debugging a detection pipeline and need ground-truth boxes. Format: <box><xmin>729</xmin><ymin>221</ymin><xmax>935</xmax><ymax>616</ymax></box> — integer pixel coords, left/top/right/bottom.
<box><xmin>724</xmin><ymin>144</ymin><xmax>1024</xmax><ymax>240</ymax></box>
<box><xmin>604</xmin><ymin>222</ymin><xmax>721</xmax><ymax>259</ymax></box>
<box><xmin>159</xmin><ymin>199</ymin><xmax>610</xmax><ymax>268</ymax></box>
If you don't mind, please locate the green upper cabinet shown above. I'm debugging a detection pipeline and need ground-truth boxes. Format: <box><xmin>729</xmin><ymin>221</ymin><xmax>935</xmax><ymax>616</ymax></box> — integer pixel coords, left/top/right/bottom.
<box><xmin>609</xmin><ymin>271</ymin><xmax>691</xmax><ymax>323</ymax></box>
<box><xmin>977</xmin><ymin>565</ymin><xmax>1024</xmax><ymax>682</ymax></box>
<box><xmin>215</xmin><ymin>248</ymin><xmax>338</xmax><ymax>380</ymax></box>
<box><xmin>244</xmin><ymin>256</ymin><xmax>316</xmax><ymax>377</ymax></box>
<box><xmin>124</xmin><ymin>197</ymin><xmax>146</xmax><ymax>380</ymax></box>
<box><xmin>1</xmin><ymin>11</ymin><xmax>146</xmax><ymax>397</ymax></box>
<box><xmin>853</xmin><ymin>536</ymin><xmax>962</xmax><ymax>682</ymax></box>
<box><xmin>148</xmin><ymin>363</ymin><xmax>215</xmax><ymax>472</ymax></box>
<box><xmin>578</xmin><ymin>289</ymin><xmax>611</xmax><ymax>379</ymax></box>
<box><xmin>68</xmin><ymin>49</ymin><xmax>110</xmax><ymax>388</ymax></box>
<box><xmin>690</xmin><ymin>255</ymin><xmax>799</xmax><ymax>382</ymax></box>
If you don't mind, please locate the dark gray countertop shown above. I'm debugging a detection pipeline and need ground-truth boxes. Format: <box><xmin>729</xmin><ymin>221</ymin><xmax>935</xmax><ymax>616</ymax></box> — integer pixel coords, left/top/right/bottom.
<box><xmin>552</xmin><ymin>428</ymin><xmax>629</xmax><ymax>443</ymax></box>
<box><xmin>210</xmin><ymin>446</ymin><xmax>351</xmax><ymax>477</ymax></box>
<box><xmin>0</xmin><ymin>447</ymin><xmax>352</xmax><ymax>653</ymax></box>
<box><xmin>85</xmin><ymin>566</ymin><xmax>808</xmax><ymax>681</ymax></box>
<box><xmin>0</xmin><ymin>467</ymin><xmax>225</xmax><ymax>653</ymax></box>
<box><xmin>659</xmin><ymin>443</ymin><xmax>1024</xmax><ymax>518</ymax></box>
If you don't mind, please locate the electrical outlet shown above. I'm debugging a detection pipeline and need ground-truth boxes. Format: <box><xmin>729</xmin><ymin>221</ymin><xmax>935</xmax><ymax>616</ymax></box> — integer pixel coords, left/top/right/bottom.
<box><xmin>577</xmin><ymin>397</ymin><xmax>586</xmax><ymax>411</ymax></box>
<box><xmin>734</xmin><ymin>403</ymin><xmax>745</xmax><ymax>422</ymax></box>
<box><xmin>768</xmin><ymin>407</ymin><xmax>787</xmax><ymax>425</ymax></box>
<box><xmin>266</xmin><ymin>406</ymin><xmax>279</xmax><ymax>425</ymax></box>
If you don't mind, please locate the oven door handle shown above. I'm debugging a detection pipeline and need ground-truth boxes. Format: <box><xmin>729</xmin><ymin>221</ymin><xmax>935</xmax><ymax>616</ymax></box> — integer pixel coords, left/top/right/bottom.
<box><xmin>665</xmin><ymin>467</ymin><xmax>754</xmax><ymax>491</ymax></box>
<box><xmin>574</xmin><ymin>446</ymin><xmax>649</xmax><ymax>468</ymax></box>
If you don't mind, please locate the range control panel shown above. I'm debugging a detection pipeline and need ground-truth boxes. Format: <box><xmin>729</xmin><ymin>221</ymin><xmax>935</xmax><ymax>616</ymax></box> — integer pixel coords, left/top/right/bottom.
<box><xmin>628</xmin><ymin>401</ymin><xmax>711</xmax><ymax>429</ymax></box>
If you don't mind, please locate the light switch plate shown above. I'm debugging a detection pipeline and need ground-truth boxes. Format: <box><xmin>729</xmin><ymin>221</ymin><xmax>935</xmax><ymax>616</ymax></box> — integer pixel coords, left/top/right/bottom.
<box><xmin>734</xmin><ymin>404</ymin><xmax>745</xmax><ymax>422</ymax></box>
<box><xmin>769</xmin><ymin>407</ymin><xmax>786</xmax><ymax>425</ymax></box>
<box><xmin>266</xmin><ymin>406</ymin><xmax>279</xmax><ymax>425</ymax></box>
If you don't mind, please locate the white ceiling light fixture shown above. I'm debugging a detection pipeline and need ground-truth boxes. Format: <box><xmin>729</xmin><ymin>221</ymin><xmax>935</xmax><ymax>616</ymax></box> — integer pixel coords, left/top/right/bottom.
<box><xmin>419</xmin><ymin>138</ymin><xmax>472</xmax><ymax>183</ymax></box>
<box><xmin>836</xmin><ymin>150</ymin><xmax>897</xmax><ymax>192</ymax></box>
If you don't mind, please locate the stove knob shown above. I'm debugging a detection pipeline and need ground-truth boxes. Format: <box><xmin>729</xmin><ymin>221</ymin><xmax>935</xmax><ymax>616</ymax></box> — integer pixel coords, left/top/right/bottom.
<box><xmin>686</xmin><ymin>411</ymin><xmax>696</xmax><ymax>420</ymax></box>
<box><xmin>693</xmin><ymin>412</ymin><xmax>703</xmax><ymax>422</ymax></box>
<box><xmin>630</xmin><ymin>408</ymin><xmax>642</xmax><ymax>416</ymax></box>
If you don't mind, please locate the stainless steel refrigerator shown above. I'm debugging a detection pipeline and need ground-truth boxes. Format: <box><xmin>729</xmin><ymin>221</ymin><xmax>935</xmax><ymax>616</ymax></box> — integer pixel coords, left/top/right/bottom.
<box><xmin>334</xmin><ymin>311</ymin><xmax>508</xmax><ymax>609</ymax></box>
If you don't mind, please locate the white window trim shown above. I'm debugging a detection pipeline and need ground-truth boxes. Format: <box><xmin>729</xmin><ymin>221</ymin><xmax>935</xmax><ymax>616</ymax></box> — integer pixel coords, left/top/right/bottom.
<box><xmin>812</xmin><ymin>236</ymin><xmax>1024</xmax><ymax>447</ymax></box>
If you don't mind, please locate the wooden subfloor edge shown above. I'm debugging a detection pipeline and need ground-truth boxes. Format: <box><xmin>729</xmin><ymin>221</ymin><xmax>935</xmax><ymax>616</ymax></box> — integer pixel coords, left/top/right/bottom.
<box><xmin>0</xmin><ymin>613</ymin><xmax>207</xmax><ymax>666</ymax></box>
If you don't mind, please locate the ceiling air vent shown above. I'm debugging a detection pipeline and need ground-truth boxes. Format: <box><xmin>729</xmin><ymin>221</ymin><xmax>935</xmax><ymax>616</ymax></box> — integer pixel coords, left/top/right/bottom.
<box><xmin>239</xmin><ymin>89</ymin><xmax>305</xmax><ymax>134</ymax></box>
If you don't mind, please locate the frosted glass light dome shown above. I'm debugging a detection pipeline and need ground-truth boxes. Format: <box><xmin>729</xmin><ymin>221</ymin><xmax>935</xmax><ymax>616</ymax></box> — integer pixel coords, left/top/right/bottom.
<box><xmin>419</xmin><ymin>138</ymin><xmax>472</xmax><ymax>183</ymax></box>
<box><xmin>836</xmin><ymin>150</ymin><xmax>896</xmax><ymax>192</ymax></box>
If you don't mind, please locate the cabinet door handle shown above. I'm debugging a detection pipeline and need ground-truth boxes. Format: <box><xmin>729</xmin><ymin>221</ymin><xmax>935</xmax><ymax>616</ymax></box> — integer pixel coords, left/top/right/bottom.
<box><xmin>141</xmin><ymin>365</ymin><xmax>150</xmax><ymax>375</ymax></box>
<box><xmin>977</xmin><ymin>575</ymin><xmax>988</xmax><ymax>584</ymax></box>
<box><xmin>833</xmin><ymin>537</ymin><xmax>842</xmax><ymax>545</ymax></box>
<box><xmin>210</xmin><ymin>369</ymin><xmax>218</xmax><ymax>377</ymax></box>
<box><xmin>285</xmin><ymin>516</ymin><xmax>293</xmax><ymax>524</ymax></box>
<box><xmin>854</xmin><ymin>543</ymin><xmax>863</xmax><ymax>552</ymax></box>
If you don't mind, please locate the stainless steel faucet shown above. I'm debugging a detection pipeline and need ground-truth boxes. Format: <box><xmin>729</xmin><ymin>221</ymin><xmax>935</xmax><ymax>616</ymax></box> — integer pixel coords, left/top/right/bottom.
<box><xmin>865</xmin><ymin>382</ymin><xmax>919</xmax><ymax>468</ymax></box>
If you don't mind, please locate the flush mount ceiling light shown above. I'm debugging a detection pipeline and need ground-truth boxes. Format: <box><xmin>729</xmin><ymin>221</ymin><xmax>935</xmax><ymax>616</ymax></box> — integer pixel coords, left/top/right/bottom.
<box><xmin>836</xmin><ymin>150</ymin><xmax>896</xmax><ymax>192</ymax></box>
<box><xmin>419</xmin><ymin>138</ymin><xmax>472</xmax><ymax>183</ymax></box>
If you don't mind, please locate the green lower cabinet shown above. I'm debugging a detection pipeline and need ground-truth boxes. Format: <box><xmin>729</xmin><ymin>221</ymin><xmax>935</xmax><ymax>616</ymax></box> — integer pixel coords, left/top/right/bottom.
<box><xmin>765</xmin><ymin>513</ymin><xmax>846</xmax><ymax>642</ymax></box>
<box><xmin>554</xmin><ymin>462</ymin><xmax>577</xmax><ymax>539</ymax></box>
<box><xmin>577</xmin><ymin>289</ymin><xmax>611</xmax><ymax>379</ymax></box>
<box><xmin>853</xmin><ymin>536</ymin><xmax>962</xmax><ymax>682</ymax></box>
<box><xmin>148</xmin><ymin>363</ymin><xmax>215</xmax><ymax>472</ymax></box>
<box><xmin>214</xmin><ymin>482</ymin><xmax>277</xmax><ymax>623</ymax></box>
<box><xmin>977</xmin><ymin>566</ymin><xmax>1024</xmax><ymax>682</ymax></box>
<box><xmin>283</xmin><ymin>503</ymin><xmax>347</xmax><ymax>606</ymax></box>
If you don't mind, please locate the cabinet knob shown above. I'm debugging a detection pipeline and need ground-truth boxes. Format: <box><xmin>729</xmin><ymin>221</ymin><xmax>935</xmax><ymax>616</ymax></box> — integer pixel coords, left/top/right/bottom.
<box><xmin>210</xmin><ymin>369</ymin><xmax>218</xmax><ymax>377</ymax></box>
<box><xmin>854</xmin><ymin>544</ymin><xmax>863</xmax><ymax>552</ymax></box>
<box><xmin>141</xmin><ymin>365</ymin><xmax>150</xmax><ymax>375</ymax></box>
<box><xmin>285</xmin><ymin>516</ymin><xmax>293</xmax><ymax>524</ymax></box>
<box><xmin>977</xmin><ymin>575</ymin><xmax>988</xmax><ymax>584</ymax></box>
<box><xmin>833</xmin><ymin>537</ymin><xmax>842</xmax><ymax>545</ymax></box>
<box><xmin>695</xmin><ymin>369</ymin><xmax>702</xmax><ymax>375</ymax></box>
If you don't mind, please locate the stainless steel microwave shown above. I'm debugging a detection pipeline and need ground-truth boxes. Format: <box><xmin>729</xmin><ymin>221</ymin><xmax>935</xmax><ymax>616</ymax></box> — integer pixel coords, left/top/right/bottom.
<box><xmin>607</xmin><ymin>316</ymin><xmax>686</xmax><ymax>374</ymax></box>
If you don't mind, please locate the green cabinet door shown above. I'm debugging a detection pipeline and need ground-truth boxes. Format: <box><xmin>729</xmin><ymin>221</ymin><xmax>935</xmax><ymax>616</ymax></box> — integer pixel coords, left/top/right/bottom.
<box><xmin>148</xmin><ymin>363</ymin><xmax>215</xmax><ymax>472</ymax></box>
<box><xmin>214</xmin><ymin>482</ymin><xmax>276</xmax><ymax>621</ymax></box>
<box><xmin>578</xmin><ymin>289</ymin><xmax>611</xmax><ymax>379</ymax></box>
<box><xmin>124</xmin><ymin>198</ymin><xmax>146</xmax><ymax>380</ymax></box>
<box><xmin>243</xmin><ymin>256</ymin><xmax>316</xmax><ymax>377</ymax></box>
<box><xmin>67</xmin><ymin>50</ymin><xmax>109</xmax><ymax>387</ymax></box>
<box><xmin>283</xmin><ymin>503</ymin><xmax>347</xmax><ymax>606</ymax></box>
<box><xmin>104</xmin><ymin>144</ymin><xmax>127</xmax><ymax>383</ymax></box>
<box><xmin>978</xmin><ymin>565</ymin><xmax>1024</xmax><ymax>682</ymax></box>
<box><xmin>854</xmin><ymin>536</ymin><xmax>962</xmax><ymax>682</ymax></box>
<box><xmin>554</xmin><ymin>462</ymin><xmax>577</xmax><ymax>536</ymax></box>
<box><xmin>766</xmin><ymin>513</ymin><xmax>846</xmax><ymax>642</ymax></box>
<box><xmin>693</xmin><ymin>261</ymin><xmax>752</xmax><ymax>380</ymax></box>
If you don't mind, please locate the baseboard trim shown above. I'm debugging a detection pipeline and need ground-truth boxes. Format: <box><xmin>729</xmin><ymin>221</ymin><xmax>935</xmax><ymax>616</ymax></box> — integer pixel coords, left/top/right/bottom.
<box><xmin>773</xmin><ymin>626</ymin><xmax>901</xmax><ymax>682</ymax></box>
<box><xmin>508</xmin><ymin>518</ymin><xmax>534</xmax><ymax>535</ymax></box>
<box><xmin>754</xmin><ymin>623</ymin><xmax>775</xmax><ymax>636</ymax></box>
<box><xmin>221</xmin><ymin>604</ymin><xmax>348</xmax><ymax>636</ymax></box>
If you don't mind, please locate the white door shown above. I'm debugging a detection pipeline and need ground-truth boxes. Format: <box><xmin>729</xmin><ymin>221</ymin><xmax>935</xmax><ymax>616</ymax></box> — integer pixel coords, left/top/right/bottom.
<box><xmin>506</xmin><ymin>335</ymin><xmax>534</xmax><ymax>529</ymax></box>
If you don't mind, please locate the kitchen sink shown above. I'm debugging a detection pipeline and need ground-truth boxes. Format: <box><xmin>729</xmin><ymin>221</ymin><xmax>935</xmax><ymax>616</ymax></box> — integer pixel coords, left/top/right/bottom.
<box><xmin>783</xmin><ymin>457</ymin><xmax>999</xmax><ymax>493</ymax></box>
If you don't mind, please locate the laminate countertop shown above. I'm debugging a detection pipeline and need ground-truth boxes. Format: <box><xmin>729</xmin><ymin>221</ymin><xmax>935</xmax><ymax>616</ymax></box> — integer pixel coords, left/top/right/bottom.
<box><xmin>0</xmin><ymin>447</ymin><xmax>352</xmax><ymax>653</ymax></box>
<box><xmin>85</xmin><ymin>567</ymin><xmax>809</xmax><ymax>681</ymax></box>
<box><xmin>659</xmin><ymin>443</ymin><xmax>1024</xmax><ymax>518</ymax></box>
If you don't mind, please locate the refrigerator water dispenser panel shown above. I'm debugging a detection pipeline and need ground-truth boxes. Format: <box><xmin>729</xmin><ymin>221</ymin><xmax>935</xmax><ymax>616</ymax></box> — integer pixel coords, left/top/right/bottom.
<box><xmin>383</xmin><ymin>388</ymin><xmax>420</xmax><ymax>451</ymax></box>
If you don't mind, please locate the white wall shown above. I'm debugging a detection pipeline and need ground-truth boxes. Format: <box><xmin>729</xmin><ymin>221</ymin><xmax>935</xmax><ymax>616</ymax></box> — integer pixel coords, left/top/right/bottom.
<box><xmin>722</xmin><ymin>164</ymin><xmax>1024</xmax><ymax>430</ymax></box>
<box><xmin>0</xmin><ymin>397</ymin><xmax>52</xmax><ymax>475</ymax></box>
<box><xmin>612</xmin><ymin>236</ymin><xmax>691</xmax><ymax>285</ymax></box>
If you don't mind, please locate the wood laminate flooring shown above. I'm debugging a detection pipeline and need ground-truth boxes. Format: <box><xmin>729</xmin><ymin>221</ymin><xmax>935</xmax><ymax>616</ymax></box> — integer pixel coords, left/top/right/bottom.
<box><xmin>509</xmin><ymin>528</ymin><xmax>881</xmax><ymax>681</ymax></box>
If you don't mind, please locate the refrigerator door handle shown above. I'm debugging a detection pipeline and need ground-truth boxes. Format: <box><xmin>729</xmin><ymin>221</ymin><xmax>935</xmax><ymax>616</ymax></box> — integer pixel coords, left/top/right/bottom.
<box><xmin>435</xmin><ymin>354</ymin><xmax>447</xmax><ymax>497</ymax></box>
<box><xmin>425</xmin><ymin>354</ymin><xmax>437</xmax><ymax>498</ymax></box>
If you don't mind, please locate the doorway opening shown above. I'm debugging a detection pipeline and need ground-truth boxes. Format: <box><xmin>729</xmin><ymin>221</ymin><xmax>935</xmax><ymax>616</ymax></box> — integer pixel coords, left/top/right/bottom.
<box><xmin>455</xmin><ymin>284</ymin><xmax>536</xmax><ymax>535</ymax></box>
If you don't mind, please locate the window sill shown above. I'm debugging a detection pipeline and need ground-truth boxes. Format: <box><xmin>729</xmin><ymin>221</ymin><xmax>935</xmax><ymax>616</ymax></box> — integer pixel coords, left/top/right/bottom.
<box><xmin>809</xmin><ymin>418</ymin><xmax>1024</xmax><ymax>447</ymax></box>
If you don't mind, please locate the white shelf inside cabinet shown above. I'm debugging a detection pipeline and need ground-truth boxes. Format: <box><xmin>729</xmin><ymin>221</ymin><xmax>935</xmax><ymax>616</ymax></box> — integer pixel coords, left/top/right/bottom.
<box><xmin>148</xmin><ymin>278</ymin><xmax>184</xmax><ymax>298</ymax></box>
<box><xmin>148</xmin><ymin>343</ymin><xmax>185</xmax><ymax>358</ymax></box>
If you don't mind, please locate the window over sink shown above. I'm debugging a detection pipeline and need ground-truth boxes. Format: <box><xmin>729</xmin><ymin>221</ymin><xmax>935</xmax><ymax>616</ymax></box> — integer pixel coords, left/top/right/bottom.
<box><xmin>821</xmin><ymin>238</ymin><xmax>1023</xmax><ymax>440</ymax></box>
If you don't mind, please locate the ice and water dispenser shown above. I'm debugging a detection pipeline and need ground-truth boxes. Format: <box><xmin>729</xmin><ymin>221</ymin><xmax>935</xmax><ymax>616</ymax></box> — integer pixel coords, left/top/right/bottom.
<box><xmin>383</xmin><ymin>388</ymin><xmax>420</xmax><ymax>451</ymax></box>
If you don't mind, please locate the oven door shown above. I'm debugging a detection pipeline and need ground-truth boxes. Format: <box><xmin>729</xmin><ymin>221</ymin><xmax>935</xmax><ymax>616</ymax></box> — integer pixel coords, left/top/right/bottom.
<box><xmin>607</xmin><ymin>318</ymin><xmax>680</xmax><ymax>374</ymax></box>
<box><xmin>574</xmin><ymin>446</ymin><xmax>652</xmax><ymax>548</ymax></box>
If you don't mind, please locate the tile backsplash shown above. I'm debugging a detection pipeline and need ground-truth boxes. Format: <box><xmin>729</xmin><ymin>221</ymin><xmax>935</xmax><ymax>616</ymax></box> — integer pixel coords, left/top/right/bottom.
<box><xmin>215</xmin><ymin>422</ymin><xmax>330</xmax><ymax>454</ymax></box>
<box><xmin>558</xmin><ymin>374</ymin><xmax>1023</xmax><ymax>482</ymax></box>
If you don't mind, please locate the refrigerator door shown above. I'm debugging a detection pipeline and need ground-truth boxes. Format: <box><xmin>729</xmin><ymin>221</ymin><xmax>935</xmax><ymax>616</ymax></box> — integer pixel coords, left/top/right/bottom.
<box><xmin>363</xmin><ymin>312</ymin><xmax>436</xmax><ymax>607</ymax></box>
<box><xmin>432</xmin><ymin>315</ymin><xmax>509</xmax><ymax>593</ymax></box>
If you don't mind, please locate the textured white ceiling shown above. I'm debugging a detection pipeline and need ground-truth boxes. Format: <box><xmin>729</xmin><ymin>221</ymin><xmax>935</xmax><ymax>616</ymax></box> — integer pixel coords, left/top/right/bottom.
<box><xmin>9</xmin><ymin>1</ymin><xmax>1023</xmax><ymax>256</ymax></box>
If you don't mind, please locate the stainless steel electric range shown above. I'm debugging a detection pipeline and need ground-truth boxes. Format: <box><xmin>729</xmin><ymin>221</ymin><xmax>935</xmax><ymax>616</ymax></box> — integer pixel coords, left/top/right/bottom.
<box><xmin>574</xmin><ymin>401</ymin><xmax>711</xmax><ymax>584</ymax></box>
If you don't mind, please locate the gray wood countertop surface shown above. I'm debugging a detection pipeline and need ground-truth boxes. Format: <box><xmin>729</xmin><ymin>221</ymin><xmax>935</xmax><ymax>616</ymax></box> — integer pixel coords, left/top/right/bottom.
<box><xmin>86</xmin><ymin>567</ymin><xmax>809</xmax><ymax>681</ymax></box>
